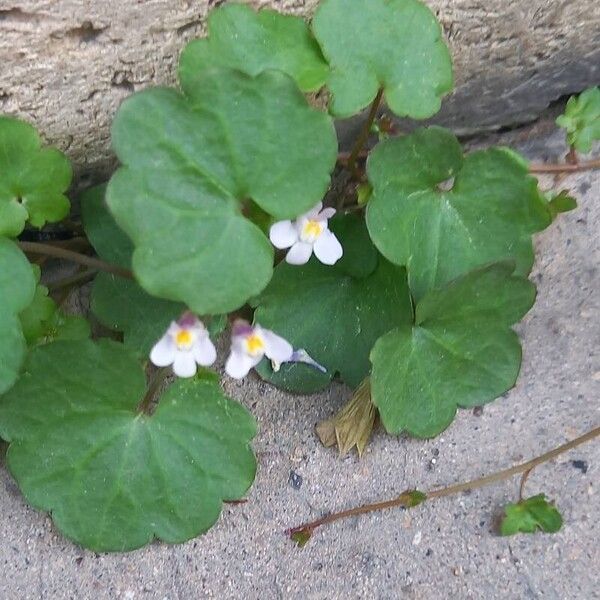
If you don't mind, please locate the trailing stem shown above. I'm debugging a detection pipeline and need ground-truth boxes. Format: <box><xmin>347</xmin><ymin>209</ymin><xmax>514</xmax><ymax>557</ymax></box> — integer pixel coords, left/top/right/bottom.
<box><xmin>137</xmin><ymin>367</ymin><xmax>170</xmax><ymax>415</ymax></box>
<box><xmin>288</xmin><ymin>424</ymin><xmax>600</xmax><ymax>539</ymax></box>
<box><xmin>344</xmin><ymin>89</ymin><xmax>384</xmax><ymax>179</ymax></box>
<box><xmin>19</xmin><ymin>241</ymin><xmax>133</xmax><ymax>280</ymax></box>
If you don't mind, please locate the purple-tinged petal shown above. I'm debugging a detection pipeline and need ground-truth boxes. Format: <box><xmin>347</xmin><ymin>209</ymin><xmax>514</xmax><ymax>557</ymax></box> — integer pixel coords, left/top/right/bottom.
<box><xmin>173</xmin><ymin>351</ymin><xmax>197</xmax><ymax>378</ymax></box>
<box><xmin>269</xmin><ymin>220</ymin><xmax>299</xmax><ymax>249</ymax></box>
<box><xmin>150</xmin><ymin>334</ymin><xmax>176</xmax><ymax>367</ymax></box>
<box><xmin>313</xmin><ymin>230</ymin><xmax>343</xmax><ymax>265</ymax></box>
<box><xmin>193</xmin><ymin>336</ymin><xmax>217</xmax><ymax>366</ymax></box>
<box><xmin>286</xmin><ymin>241</ymin><xmax>313</xmax><ymax>265</ymax></box>
<box><xmin>261</xmin><ymin>329</ymin><xmax>293</xmax><ymax>363</ymax></box>
<box><xmin>305</xmin><ymin>201</ymin><xmax>323</xmax><ymax>219</ymax></box>
<box><xmin>317</xmin><ymin>207</ymin><xmax>336</xmax><ymax>221</ymax></box>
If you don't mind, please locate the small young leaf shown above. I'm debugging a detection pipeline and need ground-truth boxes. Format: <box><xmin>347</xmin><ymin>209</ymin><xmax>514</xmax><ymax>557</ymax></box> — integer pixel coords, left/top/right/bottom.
<box><xmin>0</xmin><ymin>238</ymin><xmax>36</xmax><ymax>393</ymax></box>
<box><xmin>0</xmin><ymin>339</ymin><xmax>257</xmax><ymax>552</ymax></box>
<box><xmin>366</xmin><ymin>127</ymin><xmax>552</xmax><ymax>300</ymax></box>
<box><xmin>253</xmin><ymin>232</ymin><xmax>412</xmax><ymax>393</ymax></box>
<box><xmin>556</xmin><ymin>87</ymin><xmax>600</xmax><ymax>153</ymax></box>
<box><xmin>500</xmin><ymin>494</ymin><xmax>563</xmax><ymax>536</ymax></box>
<box><xmin>0</xmin><ymin>116</ymin><xmax>72</xmax><ymax>237</ymax></box>
<box><xmin>398</xmin><ymin>489</ymin><xmax>427</xmax><ymax>508</ymax></box>
<box><xmin>312</xmin><ymin>0</ymin><xmax>453</xmax><ymax>118</ymax></box>
<box><xmin>180</xmin><ymin>3</ymin><xmax>328</xmax><ymax>94</ymax></box>
<box><xmin>42</xmin><ymin>311</ymin><xmax>90</xmax><ymax>343</ymax></box>
<box><xmin>107</xmin><ymin>68</ymin><xmax>337</xmax><ymax>314</ymax></box>
<box><xmin>545</xmin><ymin>190</ymin><xmax>578</xmax><ymax>219</ymax></box>
<box><xmin>290</xmin><ymin>528</ymin><xmax>312</xmax><ymax>547</ymax></box>
<box><xmin>370</xmin><ymin>262</ymin><xmax>535</xmax><ymax>438</ymax></box>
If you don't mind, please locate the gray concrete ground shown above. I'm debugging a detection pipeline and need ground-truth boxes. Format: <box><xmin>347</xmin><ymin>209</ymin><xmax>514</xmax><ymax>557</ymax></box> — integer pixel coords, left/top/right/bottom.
<box><xmin>1</xmin><ymin>124</ymin><xmax>599</xmax><ymax>599</ymax></box>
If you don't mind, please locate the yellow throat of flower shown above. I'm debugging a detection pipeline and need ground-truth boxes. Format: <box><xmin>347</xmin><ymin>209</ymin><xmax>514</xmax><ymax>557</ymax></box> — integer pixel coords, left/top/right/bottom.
<box><xmin>245</xmin><ymin>333</ymin><xmax>265</xmax><ymax>356</ymax></box>
<box><xmin>175</xmin><ymin>329</ymin><xmax>194</xmax><ymax>350</ymax></box>
<box><xmin>301</xmin><ymin>219</ymin><xmax>323</xmax><ymax>241</ymax></box>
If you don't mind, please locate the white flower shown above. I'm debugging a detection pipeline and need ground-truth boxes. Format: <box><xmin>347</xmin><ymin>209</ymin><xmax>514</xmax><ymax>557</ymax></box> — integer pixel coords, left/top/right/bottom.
<box><xmin>150</xmin><ymin>312</ymin><xmax>216</xmax><ymax>378</ymax></box>
<box><xmin>269</xmin><ymin>202</ymin><xmax>343</xmax><ymax>266</ymax></box>
<box><xmin>225</xmin><ymin>319</ymin><xmax>293</xmax><ymax>379</ymax></box>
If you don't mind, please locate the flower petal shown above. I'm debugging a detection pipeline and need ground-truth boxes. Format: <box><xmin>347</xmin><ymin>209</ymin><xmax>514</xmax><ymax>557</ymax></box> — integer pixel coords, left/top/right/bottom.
<box><xmin>317</xmin><ymin>207</ymin><xmax>336</xmax><ymax>221</ymax></box>
<box><xmin>285</xmin><ymin>241</ymin><xmax>313</xmax><ymax>265</ymax></box>
<box><xmin>193</xmin><ymin>336</ymin><xmax>217</xmax><ymax>366</ymax></box>
<box><xmin>173</xmin><ymin>351</ymin><xmax>198</xmax><ymax>377</ymax></box>
<box><xmin>305</xmin><ymin>201</ymin><xmax>323</xmax><ymax>219</ymax></box>
<box><xmin>269</xmin><ymin>220</ymin><xmax>298</xmax><ymax>249</ymax></box>
<box><xmin>313</xmin><ymin>230</ymin><xmax>343</xmax><ymax>265</ymax></box>
<box><xmin>262</xmin><ymin>329</ymin><xmax>293</xmax><ymax>363</ymax></box>
<box><xmin>225</xmin><ymin>349</ymin><xmax>261</xmax><ymax>379</ymax></box>
<box><xmin>149</xmin><ymin>334</ymin><xmax>176</xmax><ymax>367</ymax></box>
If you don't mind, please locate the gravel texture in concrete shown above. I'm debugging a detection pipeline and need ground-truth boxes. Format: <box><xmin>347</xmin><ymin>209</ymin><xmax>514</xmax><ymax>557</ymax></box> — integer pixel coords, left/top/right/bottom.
<box><xmin>0</xmin><ymin>124</ymin><xmax>599</xmax><ymax>599</ymax></box>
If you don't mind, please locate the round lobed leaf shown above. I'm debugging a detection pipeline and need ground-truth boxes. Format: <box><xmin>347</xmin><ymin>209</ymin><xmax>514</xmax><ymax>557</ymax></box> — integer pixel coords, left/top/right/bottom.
<box><xmin>0</xmin><ymin>116</ymin><xmax>72</xmax><ymax>237</ymax></box>
<box><xmin>370</xmin><ymin>262</ymin><xmax>536</xmax><ymax>438</ymax></box>
<box><xmin>180</xmin><ymin>3</ymin><xmax>329</xmax><ymax>94</ymax></box>
<box><xmin>312</xmin><ymin>0</ymin><xmax>453</xmax><ymax>118</ymax></box>
<box><xmin>366</xmin><ymin>127</ymin><xmax>552</xmax><ymax>301</ymax></box>
<box><xmin>0</xmin><ymin>238</ymin><xmax>36</xmax><ymax>393</ymax></box>
<box><xmin>107</xmin><ymin>69</ymin><xmax>337</xmax><ymax>314</ymax></box>
<box><xmin>253</xmin><ymin>221</ymin><xmax>413</xmax><ymax>393</ymax></box>
<box><xmin>500</xmin><ymin>494</ymin><xmax>563</xmax><ymax>536</ymax></box>
<box><xmin>0</xmin><ymin>340</ymin><xmax>257</xmax><ymax>552</ymax></box>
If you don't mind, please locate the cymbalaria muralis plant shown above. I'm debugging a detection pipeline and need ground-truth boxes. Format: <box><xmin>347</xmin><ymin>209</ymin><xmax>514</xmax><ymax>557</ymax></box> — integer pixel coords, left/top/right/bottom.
<box><xmin>0</xmin><ymin>0</ymin><xmax>599</xmax><ymax>552</ymax></box>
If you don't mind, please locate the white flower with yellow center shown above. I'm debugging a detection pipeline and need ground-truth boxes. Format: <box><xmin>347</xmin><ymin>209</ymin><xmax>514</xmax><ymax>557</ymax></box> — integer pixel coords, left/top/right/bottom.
<box><xmin>225</xmin><ymin>319</ymin><xmax>293</xmax><ymax>379</ymax></box>
<box><xmin>150</xmin><ymin>313</ymin><xmax>217</xmax><ymax>377</ymax></box>
<box><xmin>269</xmin><ymin>202</ymin><xmax>343</xmax><ymax>265</ymax></box>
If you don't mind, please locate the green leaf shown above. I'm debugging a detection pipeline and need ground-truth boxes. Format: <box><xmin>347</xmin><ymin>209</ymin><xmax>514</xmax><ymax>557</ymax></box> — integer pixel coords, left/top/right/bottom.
<box><xmin>91</xmin><ymin>273</ymin><xmax>187</xmax><ymax>358</ymax></box>
<box><xmin>179</xmin><ymin>3</ymin><xmax>328</xmax><ymax>94</ymax></box>
<box><xmin>0</xmin><ymin>116</ymin><xmax>72</xmax><ymax>237</ymax></box>
<box><xmin>290</xmin><ymin>529</ymin><xmax>312</xmax><ymax>547</ymax></box>
<box><xmin>500</xmin><ymin>494</ymin><xmax>563</xmax><ymax>536</ymax></box>
<box><xmin>366</xmin><ymin>127</ymin><xmax>552</xmax><ymax>300</ymax></box>
<box><xmin>0</xmin><ymin>238</ymin><xmax>36</xmax><ymax>393</ymax></box>
<box><xmin>83</xmin><ymin>187</ymin><xmax>223</xmax><ymax>356</ymax></box>
<box><xmin>556</xmin><ymin>87</ymin><xmax>600</xmax><ymax>153</ymax></box>
<box><xmin>107</xmin><ymin>69</ymin><xmax>337</xmax><ymax>314</ymax></box>
<box><xmin>328</xmin><ymin>213</ymin><xmax>378</xmax><ymax>278</ymax></box>
<box><xmin>312</xmin><ymin>0</ymin><xmax>453</xmax><ymax>118</ymax></box>
<box><xmin>370</xmin><ymin>262</ymin><xmax>535</xmax><ymax>438</ymax></box>
<box><xmin>18</xmin><ymin>265</ymin><xmax>56</xmax><ymax>345</ymax></box>
<box><xmin>398</xmin><ymin>489</ymin><xmax>427</xmax><ymax>507</ymax></box>
<box><xmin>81</xmin><ymin>183</ymin><xmax>133</xmax><ymax>269</ymax></box>
<box><xmin>545</xmin><ymin>189</ymin><xmax>578</xmax><ymax>219</ymax></box>
<box><xmin>42</xmin><ymin>311</ymin><xmax>90</xmax><ymax>343</ymax></box>
<box><xmin>0</xmin><ymin>340</ymin><xmax>257</xmax><ymax>552</ymax></box>
<box><xmin>253</xmin><ymin>229</ymin><xmax>413</xmax><ymax>393</ymax></box>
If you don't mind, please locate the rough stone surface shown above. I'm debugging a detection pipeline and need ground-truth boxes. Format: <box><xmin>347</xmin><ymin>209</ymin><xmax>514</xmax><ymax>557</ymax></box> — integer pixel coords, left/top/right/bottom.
<box><xmin>0</xmin><ymin>123</ymin><xmax>599</xmax><ymax>598</ymax></box>
<box><xmin>1</xmin><ymin>0</ymin><xmax>599</xmax><ymax>179</ymax></box>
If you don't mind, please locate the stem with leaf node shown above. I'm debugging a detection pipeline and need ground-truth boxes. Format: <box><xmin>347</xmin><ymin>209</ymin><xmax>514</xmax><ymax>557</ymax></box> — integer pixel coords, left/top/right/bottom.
<box><xmin>287</xmin><ymin>424</ymin><xmax>600</xmax><ymax>540</ymax></box>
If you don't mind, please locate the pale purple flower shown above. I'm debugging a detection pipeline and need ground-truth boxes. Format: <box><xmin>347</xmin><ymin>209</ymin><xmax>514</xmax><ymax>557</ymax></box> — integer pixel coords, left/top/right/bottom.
<box><xmin>150</xmin><ymin>312</ymin><xmax>216</xmax><ymax>378</ymax></box>
<box><xmin>269</xmin><ymin>202</ymin><xmax>343</xmax><ymax>266</ymax></box>
<box><xmin>225</xmin><ymin>319</ymin><xmax>293</xmax><ymax>379</ymax></box>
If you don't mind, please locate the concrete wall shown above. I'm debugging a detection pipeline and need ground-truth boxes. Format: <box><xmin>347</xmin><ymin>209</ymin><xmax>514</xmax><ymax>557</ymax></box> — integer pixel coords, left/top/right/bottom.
<box><xmin>1</xmin><ymin>0</ymin><xmax>599</xmax><ymax>179</ymax></box>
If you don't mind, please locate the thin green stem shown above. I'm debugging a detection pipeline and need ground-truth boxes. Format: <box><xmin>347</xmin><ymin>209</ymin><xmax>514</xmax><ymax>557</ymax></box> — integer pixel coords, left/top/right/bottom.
<box><xmin>288</xmin><ymin>425</ymin><xmax>600</xmax><ymax>538</ymax></box>
<box><xmin>19</xmin><ymin>241</ymin><xmax>133</xmax><ymax>280</ymax></box>
<box><xmin>345</xmin><ymin>89</ymin><xmax>384</xmax><ymax>179</ymax></box>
